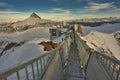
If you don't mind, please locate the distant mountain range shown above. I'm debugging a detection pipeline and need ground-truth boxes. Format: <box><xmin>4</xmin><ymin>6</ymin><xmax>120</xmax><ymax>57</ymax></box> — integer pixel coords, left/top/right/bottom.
<box><xmin>68</xmin><ymin>17</ymin><xmax>120</xmax><ymax>23</ymax></box>
<box><xmin>68</xmin><ymin>17</ymin><xmax>120</xmax><ymax>27</ymax></box>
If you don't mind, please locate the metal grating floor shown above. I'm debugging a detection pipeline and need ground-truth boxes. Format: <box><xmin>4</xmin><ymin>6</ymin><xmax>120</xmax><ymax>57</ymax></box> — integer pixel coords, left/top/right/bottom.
<box><xmin>63</xmin><ymin>43</ymin><xmax>84</xmax><ymax>80</ymax></box>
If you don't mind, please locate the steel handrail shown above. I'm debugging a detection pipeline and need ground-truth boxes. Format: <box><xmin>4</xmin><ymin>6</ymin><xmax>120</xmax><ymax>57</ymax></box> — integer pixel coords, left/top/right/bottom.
<box><xmin>75</xmin><ymin>32</ymin><xmax>120</xmax><ymax>80</ymax></box>
<box><xmin>95</xmin><ymin>51</ymin><xmax>120</xmax><ymax>80</ymax></box>
<box><xmin>0</xmin><ymin>48</ymin><xmax>59</xmax><ymax>80</ymax></box>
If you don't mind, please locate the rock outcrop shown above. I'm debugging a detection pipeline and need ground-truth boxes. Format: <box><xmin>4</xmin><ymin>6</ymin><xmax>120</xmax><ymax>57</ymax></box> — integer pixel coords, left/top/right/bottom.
<box><xmin>30</xmin><ymin>13</ymin><xmax>41</xmax><ymax>19</ymax></box>
<box><xmin>39</xmin><ymin>41</ymin><xmax>61</xmax><ymax>51</ymax></box>
<box><xmin>77</xmin><ymin>25</ymin><xmax>83</xmax><ymax>36</ymax></box>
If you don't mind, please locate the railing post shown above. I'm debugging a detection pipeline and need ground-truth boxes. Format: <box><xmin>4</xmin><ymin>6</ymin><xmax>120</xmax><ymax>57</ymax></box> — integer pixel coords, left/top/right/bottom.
<box><xmin>112</xmin><ymin>63</ymin><xmax>116</xmax><ymax>75</ymax></box>
<box><xmin>59</xmin><ymin>48</ymin><xmax>65</xmax><ymax>69</ymax></box>
<box><xmin>109</xmin><ymin>60</ymin><xmax>112</xmax><ymax>69</ymax></box>
<box><xmin>116</xmin><ymin>66</ymin><xmax>120</xmax><ymax>80</ymax></box>
<box><xmin>105</xmin><ymin>58</ymin><xmax>108</xmax><ymax>65</ymax></box>
<box><xmin>36</xmin><ymin>60</ymin><xmax>39</xmax><ymax>77</ymax></box>
<box><xmin>43</xmin><ymin>57</ymin><xmax>46</xmax><ymax>69</ymax></box>
<box><xmin>85</xmin><ymin>50</ymin><xmax>92</xmax><ymax>72</ymax></box>
<box><xmin>40</xmin><ymin>59</ymin><xmax>43</xmax><ymax>74</ymax></box>
<box><xmin>25</xmin><ymin>67</ymin><xmax>29</xmax><ymax>80</ymax></box>
<box><xmin>31</xmin><ymin>64</ymin><xmax>35</xmax><ymax>80</ymax></box>
<box><xmin>4</xmin><ymin>78</ymin><xmax>7</xmax><ymax>80</ymax></box>
<box><xmin>16</xmin><ymin>71</ymin><xmax>20</xmax><ymax>80</ymax></box>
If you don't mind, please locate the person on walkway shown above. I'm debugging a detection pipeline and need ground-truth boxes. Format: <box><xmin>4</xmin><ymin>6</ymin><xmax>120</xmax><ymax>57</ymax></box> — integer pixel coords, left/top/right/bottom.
<box><xmin>70</xmin><ymin>36</ymin><xmax>74</xmax><ymax>45</ymax></box>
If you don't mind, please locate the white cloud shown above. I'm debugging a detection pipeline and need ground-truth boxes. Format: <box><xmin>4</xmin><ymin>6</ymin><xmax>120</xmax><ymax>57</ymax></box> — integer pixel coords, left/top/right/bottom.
<box><xmin>77</xmin><ymin>0</ymin><xmax>83</xmax><ymax>2</ymax></box>
<box><xmin>49</xmin><ymin>8</ymin><xmax>71</xmax><ymax>15</ymax></box>
<box><xmin>0</xmin><ymin>11</ymin><xmax>21</xmax><ymax>14</ymax></box>
<box><xmin>0</xmin><ymin>2</ymin><xmax>8</xmax><ymax>6</ymax></box>
<box><xmin>85</xmin><ymin>2</ymin><xmax>115</xmax><ymax>10</ymax></box>
<box><xmin>77</xmin><ymin>0</ymin><xmax>93</xmax><ymax>2</ymax></box>
<box><xmin>0</xmin><ymin>9</ymin><xmax>21</xmax><ymax>14</ymax></box>
<box><xmin>51</xmin><ymin>0</ymin><xmax>59</xmax><ymax>2</ymax></box>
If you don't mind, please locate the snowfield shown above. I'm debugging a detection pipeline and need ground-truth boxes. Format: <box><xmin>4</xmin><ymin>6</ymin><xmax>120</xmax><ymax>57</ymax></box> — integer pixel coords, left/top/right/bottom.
<box><xmin>83</xmin><ymin>30</ymin><xmax>120</xmax><ymax>60</ymax></box>
<box><xmin>0</xmin><ymin>39</ymin><xmax>45</xmax><ymax>72</ymax></box>
<box><xmin>0</xmin><ymin>27</ymin><xmax>51</xmax><ymax>72</ymax></box>
<box><xmin>81</xmin><ymin>23</ymin><xmax>120</xmax><ymax>60</ymax></box>
<box><xmin>0</xmin><ymin>26</ymin><xmax>67</xmax><ymax>72</ymax></box>
<box><xmin>0</xmin><ymin>27</ymin><xmax>50</xmax><ymax>42</ymax></box>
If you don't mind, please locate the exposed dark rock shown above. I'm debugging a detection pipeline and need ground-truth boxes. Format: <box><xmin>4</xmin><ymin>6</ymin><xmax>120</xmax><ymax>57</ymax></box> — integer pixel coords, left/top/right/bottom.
<box><xmin>30</xmin><ymin>13</ymin><xmax>41</xmax><ymax>19</ymax></box>
<box><xmin>77</xmin><ymin>25</ymin><xmax>83</xmax><ymax>36</ymax></box>
<box><xmin>38</xmin><ymin>41</ymin><xmax>61</xmax><ymax>51</ymax></box>
<box><xmin>0</xmin><ymin>41</ymin><xmax>25</xmax><ymax>56</ymax></box>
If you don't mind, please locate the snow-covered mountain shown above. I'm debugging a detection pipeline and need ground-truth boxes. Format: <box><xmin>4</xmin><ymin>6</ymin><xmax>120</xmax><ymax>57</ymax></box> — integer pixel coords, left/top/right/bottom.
<box><xmin>83</xmin><ymin>31</ymin><xmax>120</xmax><ymax>60</ymax></box>
<box><xmin>0</xmin><ymin>38</ymin><xmax>47</xmax><ymax>72</ymax></box>
<box><xmin>13</xmin><ymin>13</ymin><xmax>52</xmax><ymax>27</ymax></box>
<box><xmin>0</xmin><ymin>13</ymin><xmax>55</xmax><ymax>33</ymax></box>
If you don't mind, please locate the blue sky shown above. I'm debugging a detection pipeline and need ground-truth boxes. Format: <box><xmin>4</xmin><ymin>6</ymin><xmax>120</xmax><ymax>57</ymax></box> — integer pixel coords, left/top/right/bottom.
<box><xmin>0</xmin><ymin>0</ymin><xmax>120</xmax><ymax>22</ymax></box>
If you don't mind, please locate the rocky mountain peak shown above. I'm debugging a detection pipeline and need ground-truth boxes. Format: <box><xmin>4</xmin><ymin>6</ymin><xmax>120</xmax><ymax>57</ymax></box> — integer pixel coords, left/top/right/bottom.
<box><xmin>30</xmin><ymin>13</ymin><xmax>41</xmax><ymax>19</ymax></box>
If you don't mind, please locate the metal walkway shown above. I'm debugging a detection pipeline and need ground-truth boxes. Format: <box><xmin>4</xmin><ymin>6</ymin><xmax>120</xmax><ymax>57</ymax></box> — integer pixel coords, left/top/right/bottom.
<box><xmin>63</xmin><ymin>43</ymin><xmax>83</xmax><ymax>80</ymax></box>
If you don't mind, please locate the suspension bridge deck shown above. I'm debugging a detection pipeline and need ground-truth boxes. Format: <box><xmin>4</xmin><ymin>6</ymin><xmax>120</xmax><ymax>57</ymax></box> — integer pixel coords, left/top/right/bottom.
<box><xmin>63</xmin><ymin>43</ymin><xmax>84</xmax><ymax>80</ymax></box>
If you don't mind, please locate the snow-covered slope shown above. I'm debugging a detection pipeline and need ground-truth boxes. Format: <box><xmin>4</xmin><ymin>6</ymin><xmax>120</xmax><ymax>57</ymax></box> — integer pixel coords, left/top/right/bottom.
<box><xmin>84</xmin><ymin>31</ymin><xmax>120</xmax><ymax>60</ymax></box>
<box><xmin>0</xmin><ymin>38</ymin><xmax>48</xmax><ymax>72</ymax></box>
<box><xmin>0</xmin><ymin>26</ymin><xmax>67</xmax><ymax>72</ymax></box>
<box><xmin>0</xmin><ymin>27</ymin><xmax>50</xmax><ymax>57</ymax></box>
<box><xmin>0</xmin><ymin>27</ymin><xmax>50</xmax><ymax>42</ymax></box>
<box><xmin>0</xmin><ymin>27</ymin><xmax>51</xmax><ymax>71</ymax></box>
